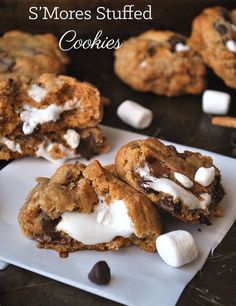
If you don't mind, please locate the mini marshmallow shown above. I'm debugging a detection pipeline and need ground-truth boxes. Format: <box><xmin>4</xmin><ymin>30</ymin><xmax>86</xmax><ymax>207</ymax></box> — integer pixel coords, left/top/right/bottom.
<box><xmin>175</xmin><ymin>43</ymin><xmax>190</xmax><ymax>52</ymax></box>
<box><xmin>226</xmin><ymin>40</ymin><xmax>236</xmax><ymax>53</ymax></box>
<box><xmin>174</xmin><ymin>172</ymin><xmax>193</xmax><ymax>189</ymax></box>
<box><xmin>117</xmin><ymin>100</ymin><xmax>153</xmax><ymax>129</ymax></box>
<box><xmin>202</xmin><ymin>90</ymin><xmax>231</xmax><ymax>115</ymax></box>
<box><xmin>156</xmin><ymin>230</ymin><xmax>198</xmax><ymax>268</ymax></box>
<box><xmin>28</xmin><ymin>84</ymin><xmax>48</xmax><ymax>102</ymax></box>
<box><xmin>194</xmin><ymin>166</ymin><xmax>215</xmax><ymax>187</ymax></box>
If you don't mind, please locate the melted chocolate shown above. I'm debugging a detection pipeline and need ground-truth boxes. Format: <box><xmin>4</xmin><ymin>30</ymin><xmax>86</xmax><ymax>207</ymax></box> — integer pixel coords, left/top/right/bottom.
<box><xmin>145</xmin><ymin>156</ymin><xmax>169</xmax><ymax>178</ymax></box>
<box><xmin>214</xmin><ymin>22</ymin><xmax>228</xmax><ymax>35</ymax></box>
<box><xmin>147</xmin><ymin>42</ymin><xmax>157</xmax><ymax>56</ymax></box>
<box><xmin>77</xmin><ymin>135</ymin><xmax>96</xmax><ymax>160</ymax></box>
<box><xmin>41</xmin><ymin>212</ymin><xmax>61</xmax><ymax>240</ymax></box>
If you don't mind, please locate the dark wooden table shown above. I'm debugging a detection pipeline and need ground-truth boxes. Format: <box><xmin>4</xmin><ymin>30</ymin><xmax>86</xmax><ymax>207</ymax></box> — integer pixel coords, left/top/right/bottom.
<box><xmin>0</xmin><ymin>1</ymin><xmax>236</xmax><ymax>305</ymax></box>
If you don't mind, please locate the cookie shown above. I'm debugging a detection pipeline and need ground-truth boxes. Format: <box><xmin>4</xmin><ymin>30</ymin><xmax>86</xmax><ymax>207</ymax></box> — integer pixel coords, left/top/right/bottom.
<box><xmin>0</xmin><ymin>126</ymin><xmax>109</xmax><ymax>161</ymax></box>
<box><xmin>0</xmin><ymin>31</ymin><xmax>69</xmax><ymax>82</ymax></box>
<box><xmin>189</xmin><ymin>7</ymin><xmax>236</xmax><ymax>88</ymax></box>
<box><xmin>115</xmin><ymin>138</ymin><xmax>225</xmax><ymax>224</ymax></box>
<box><xmin>0</xmin><ymin>73</ymin><xmax>103</xmax><ymax>137</ymax></box>
<box><xmin>114</xmin><ymin>30</ymin><xmax>206</xmax><ymax>97</ymax></box>
<box><xmin>18</xmin><ymin>160</ymin><xmax>162</xmax><ymax>257</ymax></box>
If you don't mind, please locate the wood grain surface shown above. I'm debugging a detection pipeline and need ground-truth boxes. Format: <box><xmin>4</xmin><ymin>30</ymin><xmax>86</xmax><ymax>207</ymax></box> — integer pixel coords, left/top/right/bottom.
<box><xmin>0</xmin><ymin>1</ymin><xmax>236</xmax><ymax>305</ymax></box>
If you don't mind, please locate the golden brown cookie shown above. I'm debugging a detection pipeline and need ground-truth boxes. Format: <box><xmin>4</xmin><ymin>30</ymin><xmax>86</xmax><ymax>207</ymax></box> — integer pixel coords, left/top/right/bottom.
<box><xmin>115</xmin><ymin>138</ymin><xmax>225</xmax><ymax>224</ymax></box>
<box><xmin>114</xmin><ymin>30</ymin><xmax>206</xmax><ymax>97</ymax></box>
<box><xmin>189</xmin><ymin>7</ymin><xmax>236</xmax><ymax>88</ymax></box>
<box><xmin>0</xmin><ymin>31</ymin><xmax>69</xmax><ymax>82</ymax></box>
<box><xmin>0</xmin><ymin>126</ymin><xmax>110</xmax><ymax>161</ymax></box>
<box><xmin>0</xmin><ymin>74</ymin><xmax>103</xmax><ymax>137</ymax></box>
<box><xmin>18</xmin><ymin>160</ymin><xmax>162</xmax><ymax>257</ymax></box>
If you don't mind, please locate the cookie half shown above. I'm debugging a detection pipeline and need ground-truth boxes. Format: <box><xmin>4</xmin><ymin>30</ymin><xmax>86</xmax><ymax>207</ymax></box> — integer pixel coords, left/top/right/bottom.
<box><xmin>0</xmin><ymin>74</ymin><xmax>103</xmax><ymax>137</ymax></box>
<box><xmin>0</xmin><ymin>127</ymin><xmax>109</xmax><ymax>162</ymax></box>
<box><xmin>18</xmin><ymin>160</ymin><xmax>161</xmax><ymax>257</ymax></box>
<box><xmin>189</xmin><ymin>6</ymin><xmax>236</xmax><ymax>88</ymax></box>
<box><xmin>115</xmin><ymin>139</ymin><xmax>225</xmax><ymax>224</ymax></box>
<box><xmin>114</xmin><ymin>30</ymin><xmax>206</xmax><ymax>97</ymax></box>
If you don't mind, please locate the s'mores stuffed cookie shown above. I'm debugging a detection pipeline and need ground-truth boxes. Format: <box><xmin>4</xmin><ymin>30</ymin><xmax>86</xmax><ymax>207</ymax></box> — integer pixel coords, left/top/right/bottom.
<box><xmin>0</xmin><ymin>73</ymin><xmax>109</xmax><ymax>162</ymax></box>
<box><xmin>115</xmin><ymin>138</ymin><xmax>225</xmax><ymax>225</ymax></box>
<box><xmin>18</xmin><ymin>160</ymin><xmax>162</xmax><ymax>257</ymax></box>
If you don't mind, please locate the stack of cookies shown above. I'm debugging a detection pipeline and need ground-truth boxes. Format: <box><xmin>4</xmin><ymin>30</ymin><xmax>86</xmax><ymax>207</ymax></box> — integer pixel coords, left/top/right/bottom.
<box><xmin>0</xmin><ymin>31</ymin><xmax>109</xmax><ymax>162</ymax></box>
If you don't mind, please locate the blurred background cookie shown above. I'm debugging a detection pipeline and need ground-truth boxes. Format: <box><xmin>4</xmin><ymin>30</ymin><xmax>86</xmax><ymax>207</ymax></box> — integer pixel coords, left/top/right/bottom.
<box><xmin>114</xmin><ymin>30</ymin><xmax>206</xmax><ymax>97</ymax></box>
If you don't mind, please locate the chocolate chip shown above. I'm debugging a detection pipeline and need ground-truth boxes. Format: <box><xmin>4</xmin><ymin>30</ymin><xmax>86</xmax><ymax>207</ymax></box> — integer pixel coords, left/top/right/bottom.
<box><xmin>88</xmin><ymin>261</ymin><xmax>111</xmax><ymax>285</ymax></box>
<box><xmin>146</xmin><ymin>156</ymin><xmax>157</xmax><ymax>164</ymax></box>
<box><xmin>197</xmin><ymin>228</ymin><xmax>202</xmax><ymax>232</ymax></box>
<box><xmin>168</xmin><ymin>35</ymin><xmax>186</xmax><ymax>52</ymax></box>
<box><xmin>145</xmin><ymin>157</ymin><xmax>169</xmax><ymax>177</ymax></box>
<box><xmin>41</xmin><ymin>212</ymin><xmax>61</xmax><ymax>240</ymax></box>
<box><xmin>221</xmin><ymin>8</ymin><xmax>231</xmax><ymax>22</ymax></box>
<box><xmin>213</xmin><ymin>22</ymin><xmax>228</xmax><ymax>35</ymax></box>
<box><xmin>147</xmin><ymin>42</ymin><xmax>157</xmax><ymax>56</ymax></box>
<box><xmin>77</xmin><ymin>135</ymin><xmax>96</xmax><ymax>160</ymax></box>
<box><xmin>199</xmin><ymin>214</ymin><xmax>212</xmax><ymax>226</ymax></box>
<box><xmin>0</xmin><ymin>55</ymin><xmax>15</xmax><ymax>73</ymax></box>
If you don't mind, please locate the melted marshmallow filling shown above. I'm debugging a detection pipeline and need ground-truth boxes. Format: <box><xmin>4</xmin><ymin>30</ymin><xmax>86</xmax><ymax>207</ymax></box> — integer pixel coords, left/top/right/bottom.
<box><xmin>28</xmin><ymin>84</ymin><xmax>48</xmax><ymax>102</ymax></box>
<box><xmin>136</xmin><ymin>163</ymin><xmax>211</xmax><ymax>210</ymax></box>
<box><xmin>20</xmin><ymin>98</ymin><xmax>80</xmax><ymax>135</ymax></box>
<box><xmin>36</xmin><ymin>142</ymin><xmax>78</xmax><ymax>164</ymax></box>
<box><xmin>0</xmin><ymin>137</ymin><xmax>22</xmax><ymax>153</ymax></box>
<box><xmin>56</xmin><ymin>197</ymin><xmax>134</xmax><ymax>245</ymax></box>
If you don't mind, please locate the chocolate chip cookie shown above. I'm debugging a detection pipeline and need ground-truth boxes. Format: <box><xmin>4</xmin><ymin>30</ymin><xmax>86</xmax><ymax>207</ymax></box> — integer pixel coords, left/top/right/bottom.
<box><xmin>18</xmin><ymin>161</ymin><xmax>162</xmax><ymax>257</ymax></box>
<box><xmin>189</xmin><ymin>7</ymin><xmax>236</xmax><ymax>88</ymax></box>
<box><xmin>0</xmin><ymin>126</ymin><xmax>109</xmax><ymax>162</ymax></box>
<box><xmin>0</xmin><ymin>31</ymin><xmax>69</xmax><ymax>82</ymax></box>
<box><xmin>114</xmin><ymin>30</ymin><xmax>206</xmax><ymax>97</ymax></box>
<box><xmin>0</xmin><ymin>73</ymin><xmax>103</xmax><ymax>137</ymax></box>
<box><xmin>115</xmin><ymin>138</ymin><xmax>225</xmax><ymax>224</ymax></box>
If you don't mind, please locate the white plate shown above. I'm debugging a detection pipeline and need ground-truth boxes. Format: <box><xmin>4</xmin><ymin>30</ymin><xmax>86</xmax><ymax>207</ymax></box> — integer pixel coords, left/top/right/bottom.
<box><xmin>0</xmin><ymin>125</ymin><xmax>235</xmax><ymax>306</ymax></box>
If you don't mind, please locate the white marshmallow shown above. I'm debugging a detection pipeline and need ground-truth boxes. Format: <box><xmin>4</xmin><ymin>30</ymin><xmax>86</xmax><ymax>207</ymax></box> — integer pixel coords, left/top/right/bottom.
<box><xmin>156</xmin><ymin>230</ymin><xmax>198</xmax><ymax>268</ymax></box>
<box><xmin>0</xmin><ymin>137</ymin><xmax>22</xmax><ymax>153</ymax></box>
<box><xmin>175</xmin><ymin>43</ymin><xmax>190</xmax><ymax>52</ymax></box>
<box><xmin>174</xmin><ymin>172</ymin><xmax>193</xmax><ymax>189</ymax></box>
<box><xmin>117</xmin><ymin>100</ymin><xmax>153</xmax><ymax>129</ymax></box>
<box><xmin>36</xmin><ymin>142</ymin><xmax>78</xmax><ymax>164</ymax></box>
<box><xmin>226</xmin><ymin>40</ymin><xmax>236</xmax><ymax>53</ymax></box>
<box><xmin>28</xmin><ymin>84</ymin><xmax>48</xmax><ymax>102</ymax></box>
<box><xmin>202</xmin><ymin>90</ymin><xmax>231</xmax><ymax>115</ymax></box>
<box><xmin>56</xmin><ymin>197</ymin><xmax>134</xmax><ymax>245</ymax></box>
<box><xmin>136</xmin><ymin>163</ymin><xmax>211</xmax><ymax>210</ymax></box>
<box><xmin>20</xmin><ymin>98</ymin><xmax>80</xmax><ymax>135</ymax></box>
<box><xmin>63</xmin><ymin>129</ymin><xmax>80</xmax><ymax>149</ymax></box>
<box><xmin>194</xmin><ymin>166</ymin><xmax>216</xmax><ymax>187</ymax></box>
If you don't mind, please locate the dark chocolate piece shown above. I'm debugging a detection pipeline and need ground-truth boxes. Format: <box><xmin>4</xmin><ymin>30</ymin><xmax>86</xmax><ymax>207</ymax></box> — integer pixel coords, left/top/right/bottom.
<box><xmin>213</xmin><ymin>22</ymin><xmax>228</xmax><ymax>35</ymax></box>
<box><xmin>88</xmin><ymin>261</ymin><xmax>111</xmax><ymax>285</ymax></box>
<box><xmin>147</xmin><ymin>42</ymin><xmax>157</xmax><ymax>57</ymax></box>
<box><xmin>199</xmin><ymin>214</ymin><xmax>212</xmax><ymax>226</ymax></box>
<box><xmin>168</xmin><ymin>35</ymin><xmax>186</xmax><ymax>52</ymax></box>
<box><xmin>146</xmin><ymin>156</ymin><xmax>169</xmax><ymax>178</ymax></box>
<box><xmin>77</xmin><ymin>135</ymin><xmax>96</xmax><ymax>160</ymax></box>
<box><xmin>41</xmin><ymin>212</ymin><xmax>61</xmax><ymax>240</ymax></box>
